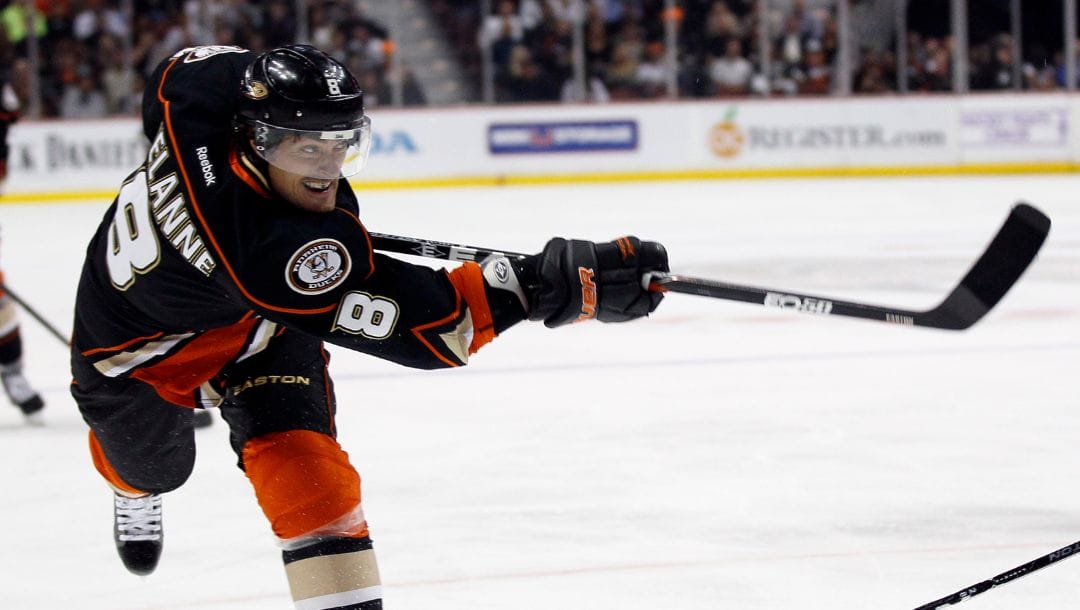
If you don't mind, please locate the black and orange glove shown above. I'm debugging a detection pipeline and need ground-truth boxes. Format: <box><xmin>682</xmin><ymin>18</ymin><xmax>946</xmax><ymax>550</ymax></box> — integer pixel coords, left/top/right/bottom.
<box><xmin>524</xmin><ymin>236</ymin><xmax>668</xmax><ymax>328</ymax></box>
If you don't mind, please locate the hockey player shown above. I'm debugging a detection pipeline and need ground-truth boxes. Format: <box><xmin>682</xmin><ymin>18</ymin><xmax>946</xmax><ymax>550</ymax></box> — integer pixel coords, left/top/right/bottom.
<box><xmin>70</xmin><ymin>44</ymin><xmax>666</xmax><ymax>609</ymax></box>
<box><xmin>1</xmin><ymin>70</ymin><xmax>46</xmax><ymax>423</ymax></box>
<box><xmin>0</xmin><ymin>64</ymin><xmax>16</xmax><ymax>192</ymax></box>
<box><xmin>1</xmin><ymin>234</ymin><xmax>45</xmax><ymax>422</ymax></box>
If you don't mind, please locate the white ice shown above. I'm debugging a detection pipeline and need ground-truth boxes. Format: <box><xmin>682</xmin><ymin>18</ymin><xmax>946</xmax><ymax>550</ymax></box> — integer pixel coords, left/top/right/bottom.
<box><xmin>1</xmin><ymin>174</ymin><xmax>1078</xmax><ymax>609</ymax></box>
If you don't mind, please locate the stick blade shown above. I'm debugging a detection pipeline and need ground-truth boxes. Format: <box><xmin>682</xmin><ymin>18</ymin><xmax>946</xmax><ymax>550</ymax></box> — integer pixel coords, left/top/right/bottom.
<box><xmin>921</xmin><ymin>202</ymin><xmax>1050</xmax><ymax>330</ymax></box>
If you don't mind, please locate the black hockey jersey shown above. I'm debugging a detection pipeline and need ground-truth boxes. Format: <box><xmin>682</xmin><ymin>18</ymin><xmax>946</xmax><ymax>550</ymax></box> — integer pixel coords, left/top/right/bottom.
<box><xmin>71</xmin><ymin>46</ymin><xmax>523</xmax><ymax>407</ymax></box>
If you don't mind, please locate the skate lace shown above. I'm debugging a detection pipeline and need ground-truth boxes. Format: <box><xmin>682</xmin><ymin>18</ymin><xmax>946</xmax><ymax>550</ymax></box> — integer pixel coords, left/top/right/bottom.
<box><xmin>115</xmin><ymin>494</ymin><xmax>163</xmax><ymax>542</ymax></box>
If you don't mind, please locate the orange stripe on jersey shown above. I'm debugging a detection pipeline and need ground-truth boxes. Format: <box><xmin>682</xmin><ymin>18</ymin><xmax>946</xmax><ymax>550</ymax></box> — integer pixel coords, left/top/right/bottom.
<box><xmin>333</xmin><ymin>209</ymin><xmax>376</xmax><ymax>281</ymax></box>
<box><xmin>89</xmin><ymin>431</ymin><xmax>147</xmax><ymax>496</ymax></box>
<box><xmin>409</xmin><ymin>290</ymin><xmax>464</xmax><ymax>368</ymax></box>
<box><xmin>131</xmin><ymin>317</ymin><xmax>260</xmax><ymax>407</ymax></box>
<box><xmin>81</xmin><ymin>331</ymin><xmax>166</xmax><ymax>357</ymax></box>
<box><xmin>446</xmin><ymin>262</ymin><xmax>496</xmax><ymax>354</ymax></box>
<box><xmin>229</xmin><ymin>148</ymin><xmax>272</xmax><ymax>198</ymax></box>
<box><xmin>242</xmin><ymin>430</ymin><xmax>364</xmax><ymax>540</ymax></box>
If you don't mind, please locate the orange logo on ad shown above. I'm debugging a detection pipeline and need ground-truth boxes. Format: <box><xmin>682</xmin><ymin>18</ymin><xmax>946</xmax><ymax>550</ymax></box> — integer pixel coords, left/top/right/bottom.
<box><xmin>577</xmin><ymin>267</ymin><xmax>597</xmax><ymax>321</ymax></box>
<box><xmin>709</xmin><ymin>107</ymin><xmax>745</xmax><ymax>159</ymax></box>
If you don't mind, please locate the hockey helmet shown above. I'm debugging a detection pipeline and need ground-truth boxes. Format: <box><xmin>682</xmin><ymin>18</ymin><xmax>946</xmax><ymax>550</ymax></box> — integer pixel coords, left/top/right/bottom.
<box><xmin>237</xmin><ymin>45</ymin><xmax>372</xmax><ymax>179</ymax></box>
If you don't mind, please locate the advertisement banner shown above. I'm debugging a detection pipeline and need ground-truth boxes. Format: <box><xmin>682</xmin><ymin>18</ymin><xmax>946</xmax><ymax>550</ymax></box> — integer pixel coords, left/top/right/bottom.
<box><xmin>2</xmin><ymin>94</ymin><xmax>1075</xmax><ymax>200</ymax></box>
<box><xmin>959</xmin><ymin>95</ymin><xmax>1071</xmax><ymax>163</ymax></box>
<box><xmin>694</xmin><ymin>99</ymin><xmax>957</xmax><ymax>168</ymax></box>
<box><xmin>6</xmin><ymin>119</ymin><xmax>146</xmax><ymax>194</ymax></box>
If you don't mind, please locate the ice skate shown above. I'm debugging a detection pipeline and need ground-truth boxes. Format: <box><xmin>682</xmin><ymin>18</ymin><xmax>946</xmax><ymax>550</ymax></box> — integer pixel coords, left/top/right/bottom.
<box><xmin>114</xmin><ymin>493</ymin><xmax>163</xmax><ymax>576</ymax></box>
<box><xmin>193</xmin><ymin>409</ymin><xmax>214</xmax><ymax>428</ymax></box>
<box><xmin>1</xmin><ymin>363</ymin><xmax>44</xmax><ymax>418</ymax></box>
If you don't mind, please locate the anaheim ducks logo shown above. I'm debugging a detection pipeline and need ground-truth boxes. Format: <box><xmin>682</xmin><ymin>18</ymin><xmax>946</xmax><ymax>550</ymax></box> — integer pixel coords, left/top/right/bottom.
<box><xmin>709</xmin><ymin>106</ymin><xmax>745</xmax><ymax>159</ymax></box>
<box><xmin>245</xmin><ymin>81</ymin><xmax>269</xmax><ymax>100</ymax></box>
<box><xmin>286</xmin><ymin>239</ymin><xmax>351</xmax><ymax>295</ymax></box>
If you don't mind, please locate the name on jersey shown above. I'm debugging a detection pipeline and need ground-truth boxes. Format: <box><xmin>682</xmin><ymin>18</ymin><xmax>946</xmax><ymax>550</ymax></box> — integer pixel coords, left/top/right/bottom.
<box><xmin>146</xmin><ymin>128</ymin><xmax>216</xmax><ymax>276</ymax></box>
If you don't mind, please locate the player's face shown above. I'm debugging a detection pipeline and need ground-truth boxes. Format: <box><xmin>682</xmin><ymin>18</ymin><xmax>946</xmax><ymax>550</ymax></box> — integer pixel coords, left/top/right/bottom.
<box><xmin>267</xmin><ymin>161</ymin><xmax>340</xmax><ymax>213</ymax></box>
<box><xmin>264</xmin><ymin>134</ymin><xmax>348</xmax><ymax>212</ymax></box>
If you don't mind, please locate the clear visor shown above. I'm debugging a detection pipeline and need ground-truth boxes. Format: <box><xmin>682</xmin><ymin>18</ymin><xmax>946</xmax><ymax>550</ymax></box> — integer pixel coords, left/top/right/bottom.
<box><xmin>251</xmin><ymin>116</ymin><xmax>372</xmax><ymax>179</ymax></box>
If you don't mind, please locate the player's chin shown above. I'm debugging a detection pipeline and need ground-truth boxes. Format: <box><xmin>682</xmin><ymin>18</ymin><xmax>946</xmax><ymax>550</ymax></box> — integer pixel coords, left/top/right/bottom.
<box><xmin>296</xmin><ymin>178</ymin><xmax>338</xmax><ymax>211</ymax></box>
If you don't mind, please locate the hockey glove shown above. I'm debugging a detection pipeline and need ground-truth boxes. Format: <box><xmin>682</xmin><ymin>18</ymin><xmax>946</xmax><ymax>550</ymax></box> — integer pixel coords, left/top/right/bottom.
<box><xmin>526</xmin><ymin>236</ymin><xmax>668</xmax><ymax>328</ymax></box>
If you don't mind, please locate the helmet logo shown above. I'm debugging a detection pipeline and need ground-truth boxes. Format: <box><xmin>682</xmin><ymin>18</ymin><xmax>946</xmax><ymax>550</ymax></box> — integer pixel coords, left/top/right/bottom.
<box><xmin>326</xmin><ymin>78</ymin><xmax>342</xmax><ymax>95</ymax></box>
<box><xmin>246</xmin><ymin>81</ymin><xmax>269</xmax><ymax>100</ymax></box>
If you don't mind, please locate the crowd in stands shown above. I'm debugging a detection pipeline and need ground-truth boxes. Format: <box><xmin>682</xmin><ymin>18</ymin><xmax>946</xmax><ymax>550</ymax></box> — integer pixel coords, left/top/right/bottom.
<box><xmin>0</xmin><ymin>0</ymin><xmax>1078</xmax><ymax>119</ymax></box>
<box><xmin>433</xmin><ymin>0</ymin><xmax>1080</xmax><ymax>103</ymax></box>
<box><xmin>0</xmin><ymin>0</ymin><xmax>399</xmax><ymax>118</ymax></box>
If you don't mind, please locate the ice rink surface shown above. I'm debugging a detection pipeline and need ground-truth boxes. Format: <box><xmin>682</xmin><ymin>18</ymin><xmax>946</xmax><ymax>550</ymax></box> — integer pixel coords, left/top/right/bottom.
<box><xmin>1</xmin><ymin>174</ymin><xmax>1079</xmax><ymax>609</ymax></box>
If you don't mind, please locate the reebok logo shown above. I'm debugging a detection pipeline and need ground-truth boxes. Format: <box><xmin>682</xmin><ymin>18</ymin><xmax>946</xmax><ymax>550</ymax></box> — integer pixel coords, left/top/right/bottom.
<box><xmin>195</xmin><ymin>146</ymin><xmax>216</xmax><ymax>186</ymax></box>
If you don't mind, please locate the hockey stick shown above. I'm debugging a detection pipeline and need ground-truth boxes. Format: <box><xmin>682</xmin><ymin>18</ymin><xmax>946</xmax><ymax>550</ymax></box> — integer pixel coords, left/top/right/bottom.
<box><xmin>911</xmin><ymin>539</ymin><xmax>1080</xmax><ymax>609</ymax></box>
<box><xmin>0</xmin><ymin>282</ymin><xmax>70</xmax><ymax>345</ymax></box>
<box><xmin>369</xmin><ymin>202</ymin><xmax>1049</xmax><ymax>331</ymax></box>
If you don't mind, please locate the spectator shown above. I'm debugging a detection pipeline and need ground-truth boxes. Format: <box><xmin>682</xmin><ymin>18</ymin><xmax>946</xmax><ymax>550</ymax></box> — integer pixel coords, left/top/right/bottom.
<box><xmin>709</xmin><ymin>37</ymin><xmax>753</xmax><ymax>96</ymax></box>
<box><xmin>501</xmin><ymin>44</ymin><xmax>560</xmax><ymax>101</ymax></box>
<box><xmin>0</xmin><ymin>0</ymin><xmax>47</xmax><ymax>57</ymax></box>
<box><xmin>635</xmin><ymin>40</ymin><xmax>671</xmax><ymax>98</ymax></box>
<box><xmin>346</xmin><ymin>20</ymin><xmax>387</xmax><ymax>75</ymax></box>
<box><xmin>973</xmin><ymin>35</ymin><xmax>1016</xmax><ymax>90</ymax></box>
<box><xmin>261</xmin><ymin>0</ymin><xmax>295</xmax><ymax>48</ymax></box>
<box><xmin>561</xmin><ymin>64</ymin><xmax>611</xmax><ymax>102</ymax></box>
<box><xmin>1022</xmin><ymin>45</ymin><xmax>1057</xmax><ymax>91</ymax></box>
<box><xmin>479</xmin><ymin>0</ymin><xmax>526</xmax><ymax>70</ymax></box>
<box><xmin>98</xmin><ymin>34</ymin><xmax>136</xmax><ymax>114</ymax></box>
<box><xmin>798</xmin><ymin>38</ymin><xmax>831</xmax><ymax>94</ymax></box>
<box><xmin>702</xmin><ymin>0</ymin><xmax>745</xmax><ymax>58</ymax></box>
<box><xmin>72</xmin><ymin>0</ymin><xmax>127</xmax><ymax>46</ymax></box>
<box><xmin>854</xmin><ymin>48</ymin><xmax>895</xmax><ymax>94</ymax></box>
<box><xmin>59</xmin><ymin>65</ymin><xmax>107</xmax><ymax>119</ymax></box>
<box><xmin>583</xmin><ymin>4</ymin><xmax>609</xmax><ymax>71</ymax></box>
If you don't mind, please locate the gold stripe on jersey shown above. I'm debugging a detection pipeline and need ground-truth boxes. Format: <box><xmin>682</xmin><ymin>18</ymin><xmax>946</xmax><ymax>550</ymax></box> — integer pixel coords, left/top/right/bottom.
<box><xmin>92</xmin><ymin>332</ymin><xmax>196</xmax><ymax>377</ymax></box>
<box><xmin>235</xmin><ymin>319</ymin><xmax>278</xmax><ymax>363</ymax></box>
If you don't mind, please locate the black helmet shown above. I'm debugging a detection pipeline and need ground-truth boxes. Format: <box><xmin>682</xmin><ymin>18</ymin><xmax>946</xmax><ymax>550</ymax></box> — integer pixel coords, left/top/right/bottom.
<box><xmin>237</xmin><ymin>45</ymin><xmax>372</xmax><ymax>178</ymax></box>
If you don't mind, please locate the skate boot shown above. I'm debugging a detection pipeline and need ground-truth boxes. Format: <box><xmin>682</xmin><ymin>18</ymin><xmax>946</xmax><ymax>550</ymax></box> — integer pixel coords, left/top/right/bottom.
<box><xmin>192</xmin><ymin>409</ymin><xmax>214</xmax><ymax>428</ymax></box>
<box><xmin>114</xmin><ymin>492</ymin><xmax>164</xmax><ymax>576</ymax></box>
<box><xmin>1</xmin><ymin>362</ymin><xmax>44</xmax><ymax>420</ymax></box>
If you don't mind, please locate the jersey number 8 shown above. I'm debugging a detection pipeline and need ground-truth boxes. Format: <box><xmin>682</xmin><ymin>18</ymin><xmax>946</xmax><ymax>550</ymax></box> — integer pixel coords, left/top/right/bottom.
<box><xmin>333</xmin><ymin>291</ymin><xmax>399</xmax><ymax>339</ymax></box>
<box><xmin>106</xmin><ymin>171</ymin><xmax>161</xmax><ymax>290</ymax></box>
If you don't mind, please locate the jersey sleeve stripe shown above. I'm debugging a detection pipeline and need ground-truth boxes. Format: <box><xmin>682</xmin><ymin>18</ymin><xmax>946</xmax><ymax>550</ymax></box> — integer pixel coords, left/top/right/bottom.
<box><xmin>446</xmin><ymin>262</ymin><xmax>496</xmax><ymax>354</ymax></box>
<box><xmin>409</xmin><ymin>290</ymin><xmax>466</xmax><ymax>368</ymax></box>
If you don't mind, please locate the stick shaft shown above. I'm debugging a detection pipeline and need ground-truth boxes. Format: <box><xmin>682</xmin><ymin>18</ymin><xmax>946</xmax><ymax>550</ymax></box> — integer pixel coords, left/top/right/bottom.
<box><xmin>912</xmin><ymin>540</ymin><xmax>1080</xmax><ymax>609</ymax></box>
<box><xmin>369</xmin><ymin>203</ymin><xmax>1048</xmax><ymax>331</ymax></box>
<box><xmin>0</xmin><ymin>283</ymin><xmax>70</xmax><ymax>345</ymax></box>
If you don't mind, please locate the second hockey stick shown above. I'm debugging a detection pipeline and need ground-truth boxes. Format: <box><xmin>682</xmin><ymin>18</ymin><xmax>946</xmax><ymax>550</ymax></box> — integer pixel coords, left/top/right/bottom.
<box><xmin>369</xmin><ymin>202</ymin><xmax>1049</xmax><ymax>331</ymax></box>
<box><xmin>0</xmin><ymin>282</ymin><xmax>71</xmax><ymax>345</ymax></box>
<box><xmin>911</xmin><ymin>539</ymin><xmax>1080</xmax><ymax>609</ymax></box>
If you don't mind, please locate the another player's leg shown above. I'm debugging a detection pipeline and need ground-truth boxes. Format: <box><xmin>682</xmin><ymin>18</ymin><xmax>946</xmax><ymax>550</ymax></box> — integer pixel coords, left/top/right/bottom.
<box><xmin>0</xmin><ymin>282</ymin><xmax>44</xmax><ymax>421</ymax></box>
<box><xmin>73</xmin><ymin>377</ymin><xmax>198</xmax><ymax>576</ymax></box>
<box><xmin>221</xmin><ymin>334</ymin><xmax>382</xmax><ymax>609</ymax></box>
